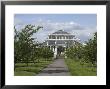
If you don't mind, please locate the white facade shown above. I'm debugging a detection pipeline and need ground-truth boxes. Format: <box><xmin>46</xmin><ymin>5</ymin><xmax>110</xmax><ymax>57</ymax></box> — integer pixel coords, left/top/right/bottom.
<box><xmin>44</xmin><ymin>30</ymin><xmax>78</xmax><ymax>58</ymax></box>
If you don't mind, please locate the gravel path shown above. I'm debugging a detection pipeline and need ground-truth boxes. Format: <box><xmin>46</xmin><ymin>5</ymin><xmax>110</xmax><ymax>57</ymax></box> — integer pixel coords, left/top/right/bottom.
<box><xmin>37</xmin><ymin>58</ymin><xmax>70</xmax><ymax>76</ymax></box>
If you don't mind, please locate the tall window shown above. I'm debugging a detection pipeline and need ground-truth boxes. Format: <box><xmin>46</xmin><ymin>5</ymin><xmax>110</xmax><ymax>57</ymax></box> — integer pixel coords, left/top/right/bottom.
<box><xmin>63</xmin><ymin>36</ymin><xmax>65</xmax><ymax>39</ymax></box>
<box><xmin>66</xmin><ymin>36</ymin><xmax>68</xmax><ymax>39</ymax></box>
<box><xmin>57</xmin><ymin>36</ymin><xmax>60</xmax><ymax>39</ymax></box>
<box><xmin>49</xmin><ymin>35</ymin><xmax>51</xmax><ymax>39</ymax></box>
<box><xmin>52</xmin><ymin>35</ymin><xmax>56</xmax><ymax>39</ymax></box>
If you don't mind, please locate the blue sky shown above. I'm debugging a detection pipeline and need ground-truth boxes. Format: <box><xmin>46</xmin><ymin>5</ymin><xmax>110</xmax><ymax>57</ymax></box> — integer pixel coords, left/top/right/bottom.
<box><xmin>14</xmin><ymin>14</ymin><xmax>97</xmax><ymax>43</ymax></box>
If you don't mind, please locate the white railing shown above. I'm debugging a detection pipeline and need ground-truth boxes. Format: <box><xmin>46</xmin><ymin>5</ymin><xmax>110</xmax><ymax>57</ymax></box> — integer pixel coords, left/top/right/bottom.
<box><xmin>46</xmin><ymin>39</ymin><xmax>77</xmax><ymax>40</ymax></box>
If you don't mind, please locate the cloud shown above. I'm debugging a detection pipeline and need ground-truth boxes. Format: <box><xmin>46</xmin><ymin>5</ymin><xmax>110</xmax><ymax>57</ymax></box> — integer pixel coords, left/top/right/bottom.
<box><xmin>14</xmin><ymin>18</ymin><xmax>24</xmax><ymax>26</ymax></box>
<box><xmin>33</xmin><ymin>19</ymin><xmax>96</xmax><ymax>43</ymax></box>
<box><xmin>14</xmin><ymin>18</ymin><xmax>26</xmax><ymax>31</ymax></box>
<box><xmin>15</xmin><ymin>18</ymin><xmax>96</xmax><ymax>43</ymax></box>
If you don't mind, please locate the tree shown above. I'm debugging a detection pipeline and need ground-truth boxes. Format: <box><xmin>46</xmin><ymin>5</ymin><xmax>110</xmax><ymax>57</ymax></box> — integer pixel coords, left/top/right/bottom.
<box><xmin>83</xmin><ymin>32</ymin><xmax>97</xmax><ymax>63</ymax></box>
<box><xmin>66</xmin><ymin>41</ymin><xmax>83</xmax><ymax>59</ymax></box>
<box><xmin>41</xmin><ymin>47</ymin><xmax>54</xmax><ymax>61</ymax></box>
<box><xmin>65</xmin><ymin>32</ymin><xmax>97</xmax><ymax>64</ymax></box>
<box><xmin>14</xmin><ymin>25</ymin><xmax>43</xmax><ymax>66</ymax></box>
<box><xmin>14</xmin><ymin>24</ymin><xmax>54</xmax><ymax>67</ymax></box>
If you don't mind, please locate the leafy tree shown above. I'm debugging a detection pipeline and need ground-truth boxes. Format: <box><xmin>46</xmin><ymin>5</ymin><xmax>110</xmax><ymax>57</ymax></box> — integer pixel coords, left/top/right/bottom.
<box><xmin>65</xmin><ymin>32</ymin><xmax>97</xmax><ymax>64</ymax></box>
<box><xmin>66</xmin><ymin>41</ymin><xmax>83</xmax><ymax>59</ymax></box>
<box><xmin>14</xmin><ymin>24</ymin><xmax>54</xmax><ymax>68</ymax></box>
<box><xmin>83</xmin><ymin>32</ymin><xmax>97</xmax><ymax>63</ymax></box>
<box><xmin>41</xmin><ymin>47</ymin><xmax>54</xmax><ymax>61</ymax></box>
<box><xmin>14</xmin><ymin>25</ymin><xmax>43</xmax><ymax>66</ymax></box>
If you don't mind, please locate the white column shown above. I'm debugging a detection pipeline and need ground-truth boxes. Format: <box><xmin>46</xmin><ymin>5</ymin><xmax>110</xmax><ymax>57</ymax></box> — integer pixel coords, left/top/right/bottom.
<box><xmin>54</xmin><ymin>46</ymin><xmax>57</xmax><ymax>58</ymax></box>
<box><xmin>50</xmin><ymin>46</ymin><xmax>51</xmax><ymax>50</ymax></box>
<box><xmin>53</xmin><ymin>46</ymin><xmax>54</xmax><ymax>52</ymax></box>
<box><xmin>47</xmin><ymin>41</ymin><xmax>48</xmax><ymax>46</ymax></box>
<box><xmin>62</xmin><ymin>36</ymin><xmax>63</xmax><ymax>39</ymax></box>
<box><xmin>55</xmin><ymin>46</ymin><xmax>57</xmax><ymax>54</ymax></box>
<box><xmin>55</xmin><ymin>36</ymin><xmax>57</xmax><ymax>39</ymax></box>
<box><xmin>64</xmin><ymin>46</ymin><xmax>67</xmax><ymax>58</ymax></box>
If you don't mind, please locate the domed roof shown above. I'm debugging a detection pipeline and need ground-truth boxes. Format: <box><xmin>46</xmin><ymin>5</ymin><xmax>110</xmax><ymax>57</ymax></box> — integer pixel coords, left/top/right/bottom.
<box><xmin>52</xmin><ymin>30</ymin><xmax>69</xmax><ymax>34</ymax></box>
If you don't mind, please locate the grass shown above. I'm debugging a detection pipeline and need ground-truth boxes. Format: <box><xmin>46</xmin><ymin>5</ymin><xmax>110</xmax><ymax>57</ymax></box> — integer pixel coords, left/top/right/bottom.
<box><xmin>65</xmin><ymin>58</ymin><xmax>97</xmax><ymax>76</ymax></box>
<box><xmin>14</xmin><ymin>71</ymin><xmax>37</xmax><ymax>76</ymax></box>
<box><xmin>14</xmin><ymin>58</ymin><xmax>53</xmax><ymax>76</ymax></box>
<box><xmin>15</xmin><ymin>67</ymin><xmax>43</xmax><ymax>74</ymax></box>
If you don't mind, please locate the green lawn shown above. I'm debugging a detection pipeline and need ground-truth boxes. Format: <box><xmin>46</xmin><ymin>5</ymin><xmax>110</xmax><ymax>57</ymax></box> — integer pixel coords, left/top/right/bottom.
<box><xmin>65</xmin><ymin>58</ymin><xmax>97</xmax><ymax>76</ymax></box>
<box><xmin>14</xmin><ymin>58</ymin><xmax>53</xmax><ymax>76</ymax></box>
<box><xmin>15</xmin><ymin>71</ymin><xmax>37</xmax><ymax>76</ymax></box>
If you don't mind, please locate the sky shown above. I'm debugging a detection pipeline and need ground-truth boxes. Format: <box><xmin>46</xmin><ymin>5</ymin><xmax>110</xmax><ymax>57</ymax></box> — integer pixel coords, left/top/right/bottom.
<box><xmin>14</xmin><ymin>14</ymin><xmax>97</xmax><ymax>43</ymax></box>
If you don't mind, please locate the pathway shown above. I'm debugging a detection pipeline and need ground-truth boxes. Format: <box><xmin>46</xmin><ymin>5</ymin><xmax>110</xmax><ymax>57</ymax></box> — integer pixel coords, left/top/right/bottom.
<box><xmin>37</xmin><ymin>58</ymin><xmax>70</xmax><ymax>76</ymax></box>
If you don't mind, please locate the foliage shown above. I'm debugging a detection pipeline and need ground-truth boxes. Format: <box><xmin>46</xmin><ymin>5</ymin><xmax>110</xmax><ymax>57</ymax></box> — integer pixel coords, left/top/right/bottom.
<box><xmin>84</xmin><ymin>32</ymin><xmax>97</xmax><ymax>63</ymax></box>
<box><xmin>65</xmin><ymin>58</ymin><xmax>97</xmax><ymax>76</ymax></box>
<box><xmin>66</xmin><ymin>41</ymin><xmax>83</xmax><ymax>59</ymax></box>
<box><xmin>14</xmin><ymin>71</ymin><xmax>37</xmax><ymax>76</ymax></box>
<box><xmin>41</xmin><ymin>47</ymin><xmax>54</xmax><ymax>60</ymax></box>
<box><xmin>14</xmin><ymin>24</ymin><xmax>53</xmax><ymax>67</ymax></box>
<box><xmin>14</xmin><ymin>58</ymin><xmax>53</xmax><ymax>76</ymax></box>
<box><xmin>65</xmin><ymin>32</ymin><xmax>97</xmax><ymax>64</ymax></box>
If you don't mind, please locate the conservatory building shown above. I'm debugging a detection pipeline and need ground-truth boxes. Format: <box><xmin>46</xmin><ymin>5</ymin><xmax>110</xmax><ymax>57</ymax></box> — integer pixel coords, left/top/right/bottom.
<box><xmin>43</xmin><ymin>30</ymin><xmax>79</xmax><ymax>58</ymax></box>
